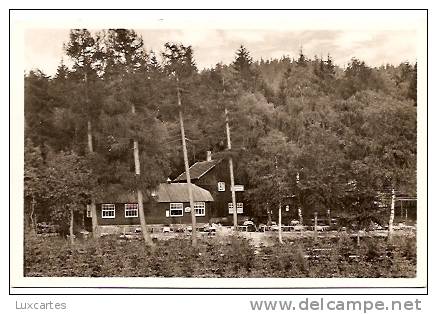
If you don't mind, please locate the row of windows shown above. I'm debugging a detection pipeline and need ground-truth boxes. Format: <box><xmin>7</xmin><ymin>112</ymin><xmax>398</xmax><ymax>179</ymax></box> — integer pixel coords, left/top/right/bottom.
<box><xmin>101</xmin><ymin>203</ymin><xmax>137</xmax><ymax>219</ymax></box>
<box><xmin>228</xmin><ymin>202</ymin><xmax>244</xmax><ymax>214</ymax></box>
<box><xmin>168</xmin><ymin>202</ymin><xmax>205</xmax><ymax>217</ymax></box>
<box><xmin>87</xmin><ymin>202</ymin><xmax>243</xmax><ymax>218</ymax></box>
<box><xmin>90</xmin><ymin>202</ymin><xmax>207</xmax><ymax>219</ymax></box>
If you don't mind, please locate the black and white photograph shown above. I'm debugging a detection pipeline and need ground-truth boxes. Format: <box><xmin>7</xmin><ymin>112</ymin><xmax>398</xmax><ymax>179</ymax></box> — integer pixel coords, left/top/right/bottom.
<box><xmin>10</xmin><ymin>9</ymin><xmax>427</xmax><ymax>290</ymax></box>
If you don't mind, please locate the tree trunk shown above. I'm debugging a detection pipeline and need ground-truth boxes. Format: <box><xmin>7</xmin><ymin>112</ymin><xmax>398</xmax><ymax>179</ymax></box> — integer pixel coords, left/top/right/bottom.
<box><xmin>278</xmin><ymin>202</ymin><xmax>283</xmax><ymax>244</ymax></box>
<box><xmin>85</xmin><ymin>73</ymin><xmax>98</xmax><ymax>239</ymax></box>
<box><xmin>88</xmin><ymin>123</ymin><xmax>98</xmax><ymax>238</ymax></box>
<box><xmin>87</xmin><ymin>120</ymin><xmax>93</xmax><ymax>153</ymax></box>
<box><xmin>297</xmin><ymin>207</ymin><xmax>303</xmax><ymax>236</ymax></box>
<box><xmin>313</xmin><ymin>212</ymin><xmax>318</xmax><ymax>241</ymax></box>
<box><xmin>387</xmin><ymin>188</ymin><xmax>395</xmax><ymax>242</ymax></box>
<box><xmin>176</xmin><ymin>78</ymin><xmax>197</xmax><ymax>246</ymax></box>
<box><xmin>132</xmin><ymin>105</ymin><xmax>154</xmax><ymax>247</ymax></box>
<box><xmin>30</xmin><ymin>195</ymin><xmax>36</xmax><ymax>235</ymax></box>
<box><xmin>225</xmin><ymin>107</ymin><xmax>238</xmax><ymax>230</ymax></box>
<box><xmin>137</xmin><ymin>188</ymin><xmax>153</xmax><ymax>245</ymax></box>
<box><xmin>69</xmin><ymin>206</ymin><xmax>74</xmax><ymax>245</ymax></box>
<box><xmin>298</xmin><ymin>207</ymin><xmax>303</xmax><ymax>225</ymax></box>
<box><xmin>274</xmin><ymin>155</ymin><xmax>281</xmax><ymax>242</ymax></box>
<box><xmin>90</xmin><ymin>202</ymin><xmax>98</xmax><ymax>238</ymax></box>
<box><xmin>228</xmin><ymin>157</ymin><xmax>238</xmax><ymax>229</ymax></box>
<box><xmin>222</xmin><ymin>79</ymin><xmax>238</xmax><ymax>230</ymax></box>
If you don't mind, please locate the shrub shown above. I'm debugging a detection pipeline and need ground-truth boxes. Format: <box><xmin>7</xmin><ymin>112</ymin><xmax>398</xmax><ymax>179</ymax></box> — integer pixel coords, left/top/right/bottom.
<box><xmin>23</xmin><ymin>233</ymin><xmax>416</xmax><ymax>278</ymax></box>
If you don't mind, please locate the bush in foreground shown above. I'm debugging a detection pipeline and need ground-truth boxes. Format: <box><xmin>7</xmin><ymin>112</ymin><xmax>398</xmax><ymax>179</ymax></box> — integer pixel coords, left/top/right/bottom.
<box><xmin>24</xmin><ymin>234</ymin><xmax>416</xmax><ymax>278</ymax></box>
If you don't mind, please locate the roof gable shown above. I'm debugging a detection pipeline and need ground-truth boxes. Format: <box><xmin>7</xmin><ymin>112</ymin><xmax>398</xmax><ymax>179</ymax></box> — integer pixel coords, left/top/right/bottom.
<box><xmin>173</xmin><ymin>159</ymin><xmax>222</xmax><ymax>181</ymax></box>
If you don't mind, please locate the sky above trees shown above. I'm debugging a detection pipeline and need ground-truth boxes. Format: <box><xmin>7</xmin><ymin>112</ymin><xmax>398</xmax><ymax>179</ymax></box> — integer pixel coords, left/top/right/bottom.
<box><xmin>25</xmin><ymin>29</ymin><xmax>416</xmax><ymax>77</ymax></box>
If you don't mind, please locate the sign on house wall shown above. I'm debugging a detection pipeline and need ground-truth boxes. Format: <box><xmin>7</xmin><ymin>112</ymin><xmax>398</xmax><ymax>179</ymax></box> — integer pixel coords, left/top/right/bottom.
<box><xmin>232</xmin><ymin>185</ymin><xmax>244</xmax><ymax>192</ymax></box>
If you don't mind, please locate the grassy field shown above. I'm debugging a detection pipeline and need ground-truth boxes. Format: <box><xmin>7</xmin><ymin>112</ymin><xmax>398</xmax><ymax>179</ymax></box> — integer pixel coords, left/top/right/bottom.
<box><xmin>24</xmin><ymin>232</ymin><xmax>416</xmax><ymax>278</ymax></box>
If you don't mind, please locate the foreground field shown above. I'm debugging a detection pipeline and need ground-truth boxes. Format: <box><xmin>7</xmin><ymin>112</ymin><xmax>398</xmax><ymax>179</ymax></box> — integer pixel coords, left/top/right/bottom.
<box><xmin>24</xmin><ymin>233</ymin><xmax>416</xmax><ymax>278</ymax></box>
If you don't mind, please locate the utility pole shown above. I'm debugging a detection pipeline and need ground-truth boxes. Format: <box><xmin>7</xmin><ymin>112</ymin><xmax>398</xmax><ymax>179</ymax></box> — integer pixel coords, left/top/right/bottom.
<box><xmin>84</xmin><ymin>73</ymin><xmax>98</xmax><ymax>238</ymax></box>
<box><xmin>131</xmin><ymin>104</ymin><xmax>154</xmax><ymax>247</ymax></box>
<box><xmin>223</xmin><ymin>78</ymin><xmax>238</xmax><ymax>230</ymax></box>
<box><xmin>177</xmin><ymin>76</ymin><xmax>197</xmax><ymax>246</ymax></box>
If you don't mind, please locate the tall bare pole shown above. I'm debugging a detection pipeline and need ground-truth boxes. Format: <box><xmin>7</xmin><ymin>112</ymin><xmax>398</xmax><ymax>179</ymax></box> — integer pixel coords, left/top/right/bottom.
<box><xmin>296</xmin><ymin>171</ymin><xmax>303</xmax><ymax>236</ymax></box>
<box><xmin>177</xmin><ymin>76</ymin><xmax>197</xmax><ymax>246</ymax></box>
<box><xmin>388</xmin><ymin>188</ymin><xmax>396</xmax><ymax>242</ymax></box>
<box><xmin>30</xmin><ymin>196</ymin><xmax>36</xmax><ymax>234</ymax></box>
<box><xmin>223</xmin><ymin>78</ymin><xmax>238</xmax><ymax>229</ymax></box>
<box><xmin>69</xmin><ymin>205</ymin><xmax>74</xmax><ymax>245</ymax></box>
<box><xmin>131</xmin><ymin>104</ymin><xmax>154</xmax><ymax>246</ymax></box>
<box><xmin>275</xmin><ymin>155</ymin><xmax>283</xmax><ymax>243</ymax></box>
<box><xmin>84</xmin><ymin>73</ymin><xmax>98</xmax><ymax>238</ymax></box>
<box><xmin>278</xmin><ymin>201</ymin><xmax>283</xmax><ymax>243</ymax></box>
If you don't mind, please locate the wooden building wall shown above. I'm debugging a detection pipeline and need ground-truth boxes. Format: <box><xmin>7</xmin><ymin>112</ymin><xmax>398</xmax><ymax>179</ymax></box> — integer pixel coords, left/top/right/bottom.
<box><xmin>193</xmin><ymin>161</ymin><xmax>246</xmax><ymax>223</ymax></box>
<box><xmin>91</xmin><ymin>201</ymin><xmax>212</xmax><ymax>226</ymax></box>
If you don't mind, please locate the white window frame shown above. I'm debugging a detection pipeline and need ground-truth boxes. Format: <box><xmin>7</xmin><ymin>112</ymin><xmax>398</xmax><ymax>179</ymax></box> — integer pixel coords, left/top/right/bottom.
<box><xmin>228</xmin><ymin>203</ymin><xmax>234</xmax><ymax>214</ymax></box>
<box><xmin>101</xmin><ymin>204</ymin><xmax>115</xmax><ymax>218</ymax></box>
<box><xmin>124</xmin><ymin>203</ymin><xmax>139</xmax><ymax>218</ymax></box>
<box><xmin>169</xmin><ymin>203</ymin><xmax>183</xmax><ymax>217</ymax></box>
<box><xmin>218</xmin><ymin>181</ymin><xmax>225</xmax><ymax>192</ymax></box>
<box><xmin>228</xmin><ymin>202</ymin><xmax>244</xmax><ymax>214</ymax></box>
<box><xmin>194</xmin><ymin>202</ymin><xmax>205</xmax><ymax>216</ymax></box>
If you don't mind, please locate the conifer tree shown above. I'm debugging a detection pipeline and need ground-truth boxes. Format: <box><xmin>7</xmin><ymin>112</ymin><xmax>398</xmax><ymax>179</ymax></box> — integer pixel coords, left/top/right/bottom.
<box><xmin>100</xmin><ymin>29</ymin><xmax>166</xmax><ymax>246</ymax></box>
<box><xmin>232</xmin><ymin>45</ymin><xmax>259</xmax><ymax>91</ymax></box>
<box><xmin>64</xmin><ymin>29</ymin><xmax>103</xmax><ymax>236</ymax></box>
<box><xmin>162</xmin><ymin>42</ymin><xmax>199</xmax><ymax>246</ymax></box>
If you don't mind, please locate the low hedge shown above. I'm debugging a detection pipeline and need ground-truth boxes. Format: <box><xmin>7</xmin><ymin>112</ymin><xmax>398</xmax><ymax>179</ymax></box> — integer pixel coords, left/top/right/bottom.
<box><xmin>24</xmin><ymin>234</ymin><xmax>416</xmax><ymax>278</ymax></box>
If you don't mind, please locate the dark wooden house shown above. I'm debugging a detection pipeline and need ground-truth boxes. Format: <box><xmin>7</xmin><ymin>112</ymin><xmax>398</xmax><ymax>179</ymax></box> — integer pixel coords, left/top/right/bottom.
<box><xmin>85</xmin><ymin>182</ymin><xmax>214</xmax><ymax>231</ymax></box>
<box><xmin>172</xmin><ymin>151</ymin><xmax>247</xmax><ymax>225</ymax></box>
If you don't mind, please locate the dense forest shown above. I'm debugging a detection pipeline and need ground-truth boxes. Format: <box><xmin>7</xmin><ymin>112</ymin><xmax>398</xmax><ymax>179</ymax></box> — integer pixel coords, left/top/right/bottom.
<box><xmin>24</xmin><ymin>29</ymin><xmax>417</xmax><ymax>236</ymax></box>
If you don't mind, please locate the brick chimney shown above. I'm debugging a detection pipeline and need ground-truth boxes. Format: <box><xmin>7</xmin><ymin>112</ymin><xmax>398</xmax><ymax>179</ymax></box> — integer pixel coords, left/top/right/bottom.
<box><xmin>206</xmin><ymin>151</ymin><xmax>212</xmax><ymax>161</ymax></box>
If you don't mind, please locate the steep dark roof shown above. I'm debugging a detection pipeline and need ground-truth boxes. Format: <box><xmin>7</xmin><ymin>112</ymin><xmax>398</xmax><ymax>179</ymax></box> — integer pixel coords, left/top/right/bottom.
<box><xmin>173</xmin><ymin>159</ymin><xmax>222</xmax><ymax>182</ymax></box>
<box><xmin>96</xmin><ymin>183</ymin><xmax>213</xmax><ymax>203</ymax></box>
<box><xmin>153</xmin><ymin>183</ymin><xmax>214</xmax><ymax>202</ymax></box>
<box><xmin>95</xmin><ymin>185</ymin><xmax>138</xmax><ymax>203</ymax></box>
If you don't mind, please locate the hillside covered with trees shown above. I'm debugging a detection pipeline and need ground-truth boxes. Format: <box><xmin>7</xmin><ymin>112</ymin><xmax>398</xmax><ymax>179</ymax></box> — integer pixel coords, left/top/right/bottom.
<box><xmin>24</xmin><ymin>29</ymin><xmax>417</xmax><ymax>236</ymax></box>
